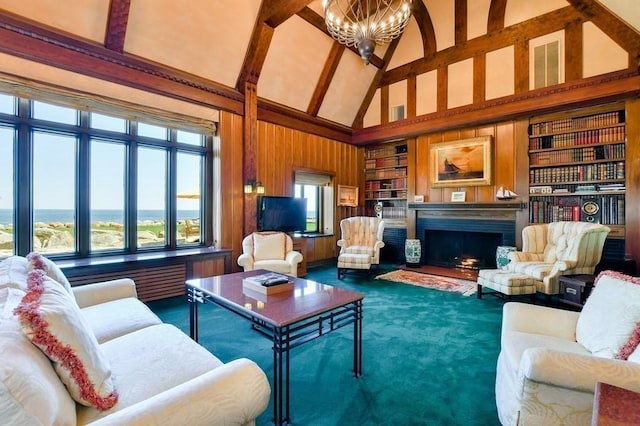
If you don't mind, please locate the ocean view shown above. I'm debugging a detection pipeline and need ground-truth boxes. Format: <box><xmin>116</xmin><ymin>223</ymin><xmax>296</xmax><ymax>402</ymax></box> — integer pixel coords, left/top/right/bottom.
<box><xmin>0</xmin><ymin>209</ymin><xmax>200</xmax><ymax>226</ymax></box>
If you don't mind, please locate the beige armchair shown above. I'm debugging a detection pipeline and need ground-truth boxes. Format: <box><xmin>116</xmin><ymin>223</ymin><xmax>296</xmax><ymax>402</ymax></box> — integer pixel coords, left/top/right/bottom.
<box><xmin>237</xmin><ymin>231</ymin><xmax>303</xmax><ymax>276</ymax></box>
<box><xmin>505</xmin><ymin>221</ymin><xmax>610</xmax><ymax>295</ymax></box>
<box><xmin>337</xmin><ymin>216</ymin><xmax>385</xmax><ymax>279</ymax></box>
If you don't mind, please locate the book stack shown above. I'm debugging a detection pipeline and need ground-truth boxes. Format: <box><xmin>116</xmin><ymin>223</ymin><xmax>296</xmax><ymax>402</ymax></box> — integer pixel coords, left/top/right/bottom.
<box><xmin>242</xmin><ymin>272</ymin><xmax>294</xmax><ymax>296</ymax></box>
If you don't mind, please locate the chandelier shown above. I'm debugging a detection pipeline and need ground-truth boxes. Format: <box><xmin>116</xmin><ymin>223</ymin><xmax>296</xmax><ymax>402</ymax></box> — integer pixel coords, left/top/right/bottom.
<box><xmin>323</xmin><ymin>0</ymin><xmax>412</xmax><ymax>65</ymax></box>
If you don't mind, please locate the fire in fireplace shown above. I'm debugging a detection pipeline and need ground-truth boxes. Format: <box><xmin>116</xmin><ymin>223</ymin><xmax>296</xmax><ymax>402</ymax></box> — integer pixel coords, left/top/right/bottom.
<box><xmin>424</xmin><ymin>229</ymin><xmax>502</xmax><ymax>269</ymax></box>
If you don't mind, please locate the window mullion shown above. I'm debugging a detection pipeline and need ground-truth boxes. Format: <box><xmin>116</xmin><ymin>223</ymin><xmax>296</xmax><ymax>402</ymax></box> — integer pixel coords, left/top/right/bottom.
<box><xmin>77</xmin><ymin>112</ymin><xmax>90</xmax><ymax>257</ymax></box>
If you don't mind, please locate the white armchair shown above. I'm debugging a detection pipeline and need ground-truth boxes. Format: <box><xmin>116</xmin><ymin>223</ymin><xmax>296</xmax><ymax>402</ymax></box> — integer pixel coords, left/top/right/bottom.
<box><xmin>505</xmin><ymin>221</ymin><xmax>610</xmax><ymax>294</ymax></box>
<box><xmin>496</xmin><ymin>270</ymin><xmax>640</xmax><ymax>425</ymax></box>
<box><xmin>237</xmin><ymin>231</ymin><xmax>303</xmax><ymax>277</ymax></box>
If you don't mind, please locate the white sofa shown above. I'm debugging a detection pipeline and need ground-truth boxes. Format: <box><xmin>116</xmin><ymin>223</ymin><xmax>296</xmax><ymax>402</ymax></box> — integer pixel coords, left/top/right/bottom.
<box><xmin>496</xmin><ymin>270</ymin><xmax>640</xmax><ymax>425</ymax></box>
<box><xmin>1</xmin><ymin>255</ymin><xmax>271</xmax><ymax>425</ymax></box>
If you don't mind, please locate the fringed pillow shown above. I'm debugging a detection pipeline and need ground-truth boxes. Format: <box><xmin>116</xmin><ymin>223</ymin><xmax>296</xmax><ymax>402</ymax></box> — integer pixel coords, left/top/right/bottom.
<box><xmin>26</xmin><ymin>252</ymin><xmax>74</xmax><ymax>296</ymax></box>
<box><xmin>13</xmin><ymin>269</ymin><xmax>118</xmax><ymax>410</ymax></box>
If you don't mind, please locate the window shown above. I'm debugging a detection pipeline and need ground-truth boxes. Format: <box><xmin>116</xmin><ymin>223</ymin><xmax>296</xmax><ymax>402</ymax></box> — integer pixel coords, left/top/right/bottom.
<box><xmin>0</xmin><ymin>126</ymin><xmax>14</xmax><ymax>256</ymax></box>
<box><xmin>0</xmin><ymin>93</ymin><xmax>214</xmax><ymax>259</ymax></box>
<box><xmin>90</xmin><ymin>140</ymin><xmax>126</xmax><ymax>252</ymax></box>
<box><xmin>294</xmin><ymin>171</ymin><xmax>334</xmax><ymax>235</ymax></box>
<box><xmin>137</xmin><ymin>147</ymin><xmax>167</xmax><ymax>248</ymax></box>
<box><xmin>32</xmin><ymin>131</ymin><xmax>77</xmax><ymax>255</ymax></box>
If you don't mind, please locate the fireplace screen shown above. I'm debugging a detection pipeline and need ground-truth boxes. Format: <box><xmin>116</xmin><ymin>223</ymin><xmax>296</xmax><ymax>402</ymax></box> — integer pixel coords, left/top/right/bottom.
<box><xmin>425</xmin><ymin>229</ymin><xmax>502</xmax><ymax>269</ymax></box>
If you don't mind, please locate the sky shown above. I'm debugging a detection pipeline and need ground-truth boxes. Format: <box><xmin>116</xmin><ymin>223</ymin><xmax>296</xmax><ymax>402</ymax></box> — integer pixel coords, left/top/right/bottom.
<box><xmin>0</xmin><ymin>95</ymin><xmax>201</xmax><ymax>211</ymax></box>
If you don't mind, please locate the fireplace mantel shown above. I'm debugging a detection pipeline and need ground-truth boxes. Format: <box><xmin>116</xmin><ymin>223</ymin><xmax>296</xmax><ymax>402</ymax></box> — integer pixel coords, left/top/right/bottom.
<box><xmin>408</xmin><ymin>202</ymin><xmax>525</xmax><ymax>211</ymax></box>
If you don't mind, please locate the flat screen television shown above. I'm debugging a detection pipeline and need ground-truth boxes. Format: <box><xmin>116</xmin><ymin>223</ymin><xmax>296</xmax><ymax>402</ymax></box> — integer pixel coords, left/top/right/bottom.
<box><xmin>257</xmin><ymin>196</ymin><xmax>307</xmax><ymax>233</ymax></box>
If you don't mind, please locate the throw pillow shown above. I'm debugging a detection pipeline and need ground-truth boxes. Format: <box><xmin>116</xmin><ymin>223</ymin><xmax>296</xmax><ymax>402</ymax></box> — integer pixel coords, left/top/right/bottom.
<box><xmin>0</xmin><ymin>287</ymin><xmax>77</xmax><ymax>425</ymax></box>
<box><xmin>13</xmin><ymin>269</ymin><xmax>118</xmax><ymax>410</ymax></box>
<box><xmin>253</xmin><ymin>232</ymin><xmax>286</xmax><ymax>261</ymax></box>
<box><xmin>0</xmin><ymin>256</ymin><xmax>29</xmax><ymax>291</ymax></box>
<box><xmin>576</xmin><ymin>270</ymin><xmax>640</xmax><ymax>359</ymax></box>
<box><xmin>26</xmin><ymin>252</ymin><xmax>74</xmax><ymax>295</ymax></box>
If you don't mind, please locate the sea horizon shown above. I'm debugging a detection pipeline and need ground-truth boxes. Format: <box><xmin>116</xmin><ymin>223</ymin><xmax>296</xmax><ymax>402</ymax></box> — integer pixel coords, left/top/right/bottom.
<box><xmin>0</xmin><ymin>209</ymin><xmax>200</xmax><ymax>226</ymax></box>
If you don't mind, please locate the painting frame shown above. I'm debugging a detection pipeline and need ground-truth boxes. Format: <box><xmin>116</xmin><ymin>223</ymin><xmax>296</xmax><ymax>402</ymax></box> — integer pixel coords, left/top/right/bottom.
<box><xmin>337</xmin><ymin>184</ymin><xmax>358</xmax><ymax>207</ymax></box>
<box><xmin>430</xmin><ymin>136</ymin><xmax>493</xmax><ymax>188</ymax></box>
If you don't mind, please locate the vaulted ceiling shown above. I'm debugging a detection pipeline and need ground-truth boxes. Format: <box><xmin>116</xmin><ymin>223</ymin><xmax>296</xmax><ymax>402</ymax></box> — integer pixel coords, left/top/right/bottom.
<box><xmin>0</xmin><ymin>0</ymin><xmax>638</xmax><ymax>143</ymax></box>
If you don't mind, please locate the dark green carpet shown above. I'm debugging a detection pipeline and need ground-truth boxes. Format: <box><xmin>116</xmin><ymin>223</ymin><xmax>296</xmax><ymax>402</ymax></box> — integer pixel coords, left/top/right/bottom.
<box><xmin>147</xmin><ymin>264</ymin><xmax>506</xmax><ymax>425</ymax></box>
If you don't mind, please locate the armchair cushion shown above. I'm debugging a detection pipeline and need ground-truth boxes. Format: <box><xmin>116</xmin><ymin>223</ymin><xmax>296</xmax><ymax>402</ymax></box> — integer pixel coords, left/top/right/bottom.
<box><xmin>576</xmin><ymin>271</ymin><xmax>640</xmax><ymax>359</ymax></box>
<box><xmin>252</xmin><ymin>232</ymin><xmax>286</xmax><ymax>261</ymax></box>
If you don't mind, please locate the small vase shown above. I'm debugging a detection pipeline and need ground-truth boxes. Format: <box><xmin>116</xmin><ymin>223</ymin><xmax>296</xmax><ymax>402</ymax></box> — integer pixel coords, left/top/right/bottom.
<box><xmin>496</xmin><ymin>246</ymin><xmax>516</xmax><ymax>269</ymax></box>
<box><xmin>405</xmin><ymin>239</ymin><xmax>421</xmax><ymax>267</ymax></box>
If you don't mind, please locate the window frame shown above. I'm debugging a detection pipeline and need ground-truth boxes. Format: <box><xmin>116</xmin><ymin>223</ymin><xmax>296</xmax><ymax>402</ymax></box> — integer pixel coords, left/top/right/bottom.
<box><xmin>0</xmin><ymin>93</ymin><xmax>215</xmax><ymax>259</ymax></box>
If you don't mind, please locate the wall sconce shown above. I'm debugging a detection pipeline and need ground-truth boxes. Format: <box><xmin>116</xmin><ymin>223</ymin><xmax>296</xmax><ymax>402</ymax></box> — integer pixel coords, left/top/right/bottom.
<box><xmin>244</xmin><ymin>180</ymin><xmax>265</xmax><ymax>194</ymax></box>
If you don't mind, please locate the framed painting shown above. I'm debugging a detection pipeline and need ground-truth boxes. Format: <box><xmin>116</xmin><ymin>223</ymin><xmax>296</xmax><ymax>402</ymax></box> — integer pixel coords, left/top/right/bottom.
<box><xmin>430</xmin><ymin>136</ymin><xmax>493</xmax><ymax>188</ymax></box>
<box><xmin>337</xmin><ymin>185</ymin><xmax>358</xmax><ymax>207</ymax></box>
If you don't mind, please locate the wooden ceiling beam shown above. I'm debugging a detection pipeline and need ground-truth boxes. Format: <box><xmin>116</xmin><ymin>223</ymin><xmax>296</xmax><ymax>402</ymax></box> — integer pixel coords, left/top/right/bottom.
<box><xmin>455</xmin><ymin>0</ymin><xmax>467</xmax><ymax>45</ymax></box>
<box><xmin>297</xmin><ymin>6</ymin><xmax>385</xmax><ymax>69</ymax></box>
<box><xmin>261</xmin><ymin>0</ymin><xmax>315</xmax><ymax>27</ymax></box>
<box><xmin>0</xmin><ymin>12</ymin><xmax>244</xmax><ymax>113</ymax></box>
<box><xmin>353</xmin><ymin>69</ymin><xmax>640</xmax><ymax>145</ymax></box>
<box><xmin>104</xmin><ymin>0</ymin><xmax>131</xmax><ymax>53</ymax></box>
<box><xmin>566</xmin><ymin>0</ymin><xmax>640</xmax><ymax>68</ymax></box>
<box><xmin>487</xmin><ymin>0</ymin><xmax>507</xmax><ymax>32</ymax></box>
<box><xmin>381</xmin><ymin>6</ymin><xmax>583</xmax><ymax>86</ymax></box>
<box><xmin>307</xmin><ymin>42</ymin><xmax>345</xmax><ymax>116</ymax></box>
<box><xmin>352</xmin><ymin>36</ymin><xmax>402</xmax><ymax>129</ymax></box>
<box><xmin>411</xmin><ymin>0</ymin><xmax>436</xmax><ymax>56</ymax></box>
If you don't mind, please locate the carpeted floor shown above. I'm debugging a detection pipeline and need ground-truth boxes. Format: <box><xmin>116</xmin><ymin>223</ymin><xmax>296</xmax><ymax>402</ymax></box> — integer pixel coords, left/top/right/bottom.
<box><xmin>375</xmin><ymin>270</ymin><xmax>478</xmax><ymax>296</ymax></box>
<box><xmin>148</xmin><ymin>264</ymin><xmax>506</xmax><ymax>425</ymax></box>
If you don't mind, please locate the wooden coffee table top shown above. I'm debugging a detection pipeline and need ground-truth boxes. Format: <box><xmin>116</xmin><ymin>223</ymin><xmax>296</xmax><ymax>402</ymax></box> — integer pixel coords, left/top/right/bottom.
<box><xmin>186</xmin><ymin>269</ymin><xmax>364</xmax><ymax>327</ymax></box>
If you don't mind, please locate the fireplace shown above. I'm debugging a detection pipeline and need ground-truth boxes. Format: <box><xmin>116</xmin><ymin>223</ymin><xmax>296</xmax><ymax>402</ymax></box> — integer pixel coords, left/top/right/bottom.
<box><xmin>424</xmin><ymin>229</ymin><xmax>503</xmax><ymax>269</ymax></box>
<box><xmin>411</xmin><ymin>202</ymin><xmax>523</xmax><ymax>270</ymax></box>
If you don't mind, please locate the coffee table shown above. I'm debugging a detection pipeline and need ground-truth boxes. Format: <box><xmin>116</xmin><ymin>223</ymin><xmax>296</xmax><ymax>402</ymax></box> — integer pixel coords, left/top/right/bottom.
<box><xmin>185</xmin><ymin>269</ymin><xmax>364</xmax><ymax>425</ymax></box>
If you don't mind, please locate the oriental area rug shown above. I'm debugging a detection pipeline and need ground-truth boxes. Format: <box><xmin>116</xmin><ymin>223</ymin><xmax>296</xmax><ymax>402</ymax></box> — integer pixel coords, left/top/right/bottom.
<box><xmin>375</xmin><ymin>269</ymin><xmax>477</xmax><ymax>296</ymax></box>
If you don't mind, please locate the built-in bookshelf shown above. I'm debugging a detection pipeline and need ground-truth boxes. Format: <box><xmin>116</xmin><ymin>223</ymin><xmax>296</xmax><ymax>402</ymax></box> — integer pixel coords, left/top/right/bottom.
<box><xmin>364</xmin><ymin>141</ymin><xmax>408</xmax><ymax>222</ymax></box>
<box><xmin>528</xmin><ymin>104</ymin><xmax>626</xmax><ymax>238</ymax></box>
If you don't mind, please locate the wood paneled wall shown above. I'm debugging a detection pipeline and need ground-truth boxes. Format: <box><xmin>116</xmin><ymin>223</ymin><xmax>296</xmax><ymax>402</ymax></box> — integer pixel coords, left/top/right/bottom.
<box><xmin>409</xmin><ymin>119</ymin><xmax>530</xmax><ymax>245</ymax></box>
<box><xmin>218</xmin><ymin>111</ymin><xmax>364</xmax><ymax>270</ymax></box>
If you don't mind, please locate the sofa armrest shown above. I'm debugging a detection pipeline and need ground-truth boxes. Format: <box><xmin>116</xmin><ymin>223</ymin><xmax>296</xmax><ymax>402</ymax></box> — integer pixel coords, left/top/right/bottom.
<box><xmin>72</xmin><ymin>278</ymin><xmax>137</xmax><ymax>309</ymax></box>
<box><xmin>521</xmin><ymin>347</ymin><xmax>640</xmax><ymax>394</ymax></box>
<box><xmin>88</xmin><ymin>358</ymin><xmax>271</xmax><ymax>426</ymax></box>
<box><xmin>502</xmin><ymin>302</ymin><xmax>579</xmax><ymax>341</ymax></box>
<box><xmin>237</xmin><ymin>253</ymin><xmax>255</xmax><ymax>271</ymax></box>
<box><xmin>336</xmin><ymin>239</ymin><xmax>346</xmax><ymax>248</ymax></box>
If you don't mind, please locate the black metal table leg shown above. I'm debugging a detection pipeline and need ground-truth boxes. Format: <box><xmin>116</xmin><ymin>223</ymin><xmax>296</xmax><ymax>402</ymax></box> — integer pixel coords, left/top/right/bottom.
<box><xmin>188</xmin><ymin>288</ymin><xmax>199</xmax><ymax>342</ymax></box>
<box><xmin>354</xmin><ymin>300</ymin><xmax>363</xmax><ymax>377</ymax></box>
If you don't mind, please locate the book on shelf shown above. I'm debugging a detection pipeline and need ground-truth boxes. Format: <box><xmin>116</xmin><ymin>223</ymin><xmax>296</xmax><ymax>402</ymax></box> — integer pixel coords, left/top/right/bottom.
<box><xmin>242</xmin><ymin>272</ymin><xmax>294</xmax><ymax>295</ymax></box>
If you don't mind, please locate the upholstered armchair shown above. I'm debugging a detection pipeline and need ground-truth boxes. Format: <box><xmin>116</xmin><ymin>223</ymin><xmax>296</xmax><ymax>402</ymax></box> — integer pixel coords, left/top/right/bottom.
<box><xmin>336</xmin><ymin>216</ymin><xmax>385</xmax><ymax>278</ymax></box>
<box><xmin>496</xmin><ymin>271</ymin><xmax>640</xmax><ymax>425</ymax></box>
<box><xmin>237</xmin><ymin>231</ymin><xmax>303</xmax><ymax>277</ymax></box>
<box><xmin>505</xmin><ymin>221</ymin><xmax>610</xmax><ymax>295</ymax></box>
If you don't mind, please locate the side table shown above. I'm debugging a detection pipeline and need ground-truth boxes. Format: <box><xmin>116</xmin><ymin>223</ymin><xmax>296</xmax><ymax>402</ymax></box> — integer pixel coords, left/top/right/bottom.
<box><xmin>593</xmin><ymin>382</ymin><xmax>640</xmax><ymax>425</ymax></box>
<box><xmin>558</xmin><ymin>274</ymin><xmax>595</xmax><ymax>308</ymax></box>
